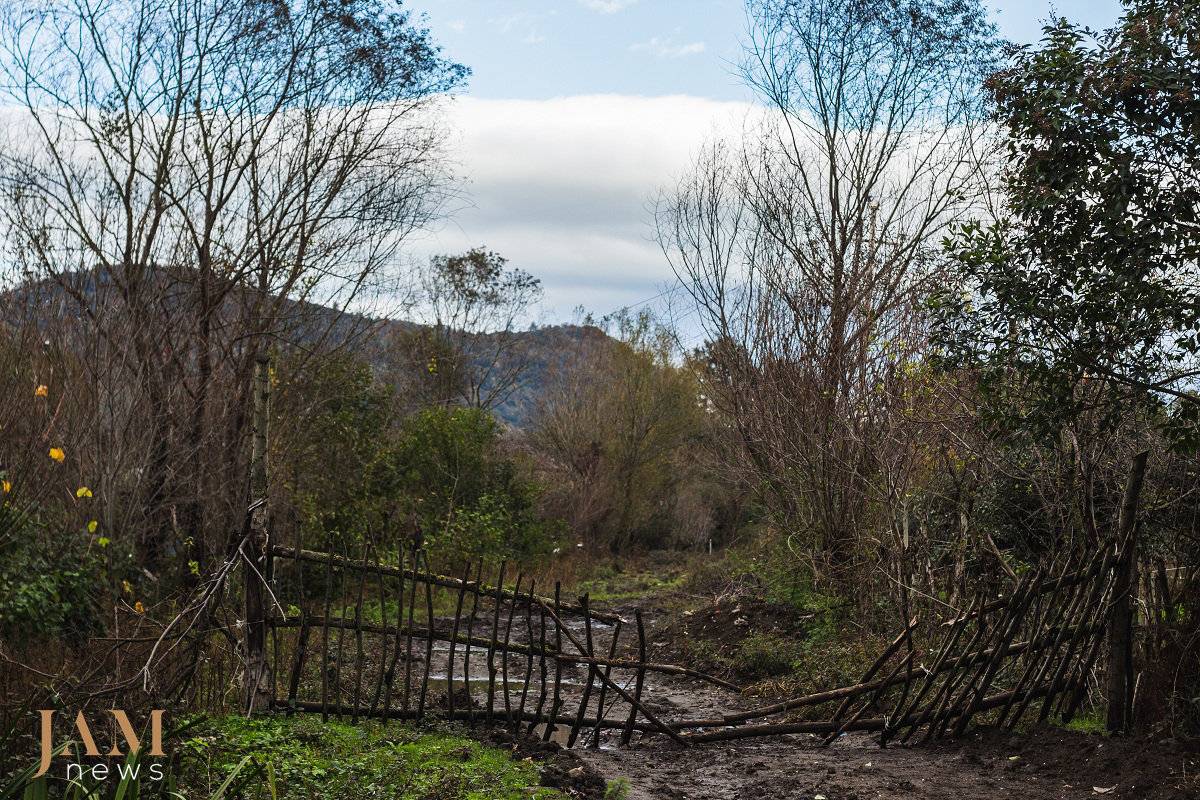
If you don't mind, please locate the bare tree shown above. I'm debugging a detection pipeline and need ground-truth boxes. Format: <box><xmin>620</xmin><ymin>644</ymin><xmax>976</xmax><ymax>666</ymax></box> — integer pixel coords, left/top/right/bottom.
<box><xmin>529</xmin><ymin>310</ymin><xmax>706</xmax><ymax>554</ymax></box>
<box><xmin>413</xmin><ymin>247</ymin><xmax>543</xmax><ymax>411</ymax></box>
<box><xmin>657</xmin><ymin>0</ymin><xmax>999</xmax><ymax>592</ymax></box>
<box><xmin>0</xmin><ymin>0</ymin><xmax>466</xmax><ymax>571</ymax></box>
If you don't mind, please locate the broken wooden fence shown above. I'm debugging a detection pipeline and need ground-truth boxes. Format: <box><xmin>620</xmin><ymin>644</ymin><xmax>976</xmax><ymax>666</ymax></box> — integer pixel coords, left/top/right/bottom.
<box><xmin>681</xmin><ymin>544</ymin><xmax>1120</xmax><ymax>744</ymax></box>
<box><xmin>262</xmin><ymin>544</ymin><xmax>737</xmax><ymax>747</ymax></box>
<box><xmin>250</xmin><ymin>539</ymin><xmax>1122</xmax><ymax>749</ymax></box>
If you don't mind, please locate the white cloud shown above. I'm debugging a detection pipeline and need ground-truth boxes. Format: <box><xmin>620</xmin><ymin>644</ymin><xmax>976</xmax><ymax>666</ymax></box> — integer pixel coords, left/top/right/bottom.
<box><xmin>579</xmin><ymin>0</ymin><xmax>639</xmax><ymax>12</ymax></box>
<box><xmin>490</xmin><ymin>11</ymin><xmax>553</xmax><ymax>44</ymax></box>
<box><xmin>630</xmin><ymin>37</ymin><xmax>707</xmax><ymax>58</ymax></box>
<box><xmin>406</xmin><ymin>95</ymin><xmax>755</xmax><ymax>321</ymax></box>
<box><xmin>447</xmin><ymin>19</ymin><xmax>465</xmax><ymax>32</ymax></box>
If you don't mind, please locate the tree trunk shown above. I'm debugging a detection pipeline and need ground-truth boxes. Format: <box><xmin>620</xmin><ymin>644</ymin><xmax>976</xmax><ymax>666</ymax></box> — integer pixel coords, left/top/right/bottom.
<box><xmin>244</xmin><ymin>354</ymin><xmax>272</xmax><ymax>714</ymax></box>
<box><xmin>1106</xmin><ymin>449</ymin><xmax>1148</xmax><ymax>736</ymax></box>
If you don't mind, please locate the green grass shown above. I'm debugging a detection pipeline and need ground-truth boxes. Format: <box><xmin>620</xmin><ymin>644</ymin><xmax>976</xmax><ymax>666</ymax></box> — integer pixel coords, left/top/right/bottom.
<box><xmin>575</xmin><ymin>561</ymin><xmax>687</xmax><ymax>605</ymax></box>
<box><xmin>177</xmin><ymin>715</ymin><xmax>567</xmax><ymax>800</ymax></box>
<box><xmin>1057</xmin><ymin>710</ymin><xmax>1108</xmax><ymax>735</ymax></box>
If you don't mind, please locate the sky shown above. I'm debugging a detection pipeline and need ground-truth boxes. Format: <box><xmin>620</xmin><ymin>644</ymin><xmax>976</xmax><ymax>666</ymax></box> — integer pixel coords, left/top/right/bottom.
<box><xmin>401</xmin><ymin>0</ymin><xmax>1126</xmax><ymax>325</ymax></box>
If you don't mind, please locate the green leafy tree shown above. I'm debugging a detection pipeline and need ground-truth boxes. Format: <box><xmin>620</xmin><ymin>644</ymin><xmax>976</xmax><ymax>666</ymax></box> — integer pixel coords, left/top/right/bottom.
<box><xmin>274</xmin><ymin>355</ymin><xmax>402</xmax><ymax>550</ymax></box>
<box><xmin>529</xmin><ymin>310</ymin><xmax>710</xmax><ymax>553</ymax></box>
<box><xmin>935</xmin><ymin>0</ymin><xmax>1200</xmax><ymax>445</ymax></box>
<box><xmin>393</xmin><ymin>407</ymin><xmax>558</xmax><ymax>564</ymax></box>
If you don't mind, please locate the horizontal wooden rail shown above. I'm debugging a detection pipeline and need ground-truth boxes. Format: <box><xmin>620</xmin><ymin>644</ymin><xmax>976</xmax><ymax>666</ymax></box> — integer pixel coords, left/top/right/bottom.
<box><xmin>275</xmin><ymin>698</ymin><xmax>669</xmax><ymax>734</ymax></box>
<box><xmin>723</xmin><ymin>621</ymin><xmax>1101</xmax><ymax>725</ymax></box>
<box><xmin>270</xmin><ymin>614</ymin><xmax>737</xmax><ymax>691</ymax></box>
<box><xmin>272</xmin><ymin>545</ymin><xmax>622</xmax><ymax>624</ymax></box>
<box><xmin>683</xmin><ymin>679</ymin><xmax>1079</xmax><ymax>743</ymax></box>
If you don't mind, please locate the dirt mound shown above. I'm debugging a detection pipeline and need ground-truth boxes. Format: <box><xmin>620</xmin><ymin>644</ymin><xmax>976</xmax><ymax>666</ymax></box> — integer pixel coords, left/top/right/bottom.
<box><xmin>931</xmin><ymin>724</ymin><xmax>1200</xmax><ymax>800</ymax></box>
<box><xmin>650</xmin><ymin>595</ymin><xmax>813</xmax><ymax>682</ymax></box>
<box><xmin>482</xmin><ymin>729</ymin><xmax>608</xmax><ymax>799</ymax></box>
<box><xmin>683</xmin><ymin>596</ymin><xmax>809</xmax><ymax>649</ymax></box>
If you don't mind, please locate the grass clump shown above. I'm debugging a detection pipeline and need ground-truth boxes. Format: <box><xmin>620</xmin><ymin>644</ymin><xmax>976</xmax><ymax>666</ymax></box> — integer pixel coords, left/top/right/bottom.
<box><xmin>177</xmin><ymin>715</ymin><xmax>566</xmax><ymax>800</ymax></box>
<box><xmin>575</xmin><ymin>558</ymin><xmax>687</xmax><ymax>605</ymax></box>
<box><xmin>731</xmin><ymin>631</ymin><xmax>801</xmax><ymax>678</ymax></box>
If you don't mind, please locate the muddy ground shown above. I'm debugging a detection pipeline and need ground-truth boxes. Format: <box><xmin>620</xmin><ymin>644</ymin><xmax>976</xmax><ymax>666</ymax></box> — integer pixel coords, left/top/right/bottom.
<box><xmin>555</xmin><ymin>597</ymin><xmax>1200</xmax><ymax>800</ymax></box>
<box><xmin>570</xmin><ymin>718</ymin><xmax>1198</xmax><ymax>800</ymax></box>
<box><xmin>418</xmin><ymin>567</ymin><xmax>1199</xmax><ymax>800</ymax></box>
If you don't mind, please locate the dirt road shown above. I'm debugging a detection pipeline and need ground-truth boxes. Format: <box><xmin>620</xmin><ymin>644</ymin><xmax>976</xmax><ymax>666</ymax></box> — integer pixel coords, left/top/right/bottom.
<box><xmin>558</xmin><ymin>601</ymin><xmax>1200</xmax><ymax>800</ymax></box>
<box><xmin>573</xmin><ymin>724</ymin><xmax>1196</xmax><ymax>800</ymax></box>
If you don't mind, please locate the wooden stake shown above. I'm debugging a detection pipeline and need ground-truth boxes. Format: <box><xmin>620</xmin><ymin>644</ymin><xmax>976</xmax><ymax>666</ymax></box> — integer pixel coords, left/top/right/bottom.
<box><xmin>544</xmin><ymin>582</ymin><xmax>564</xmax><ymax>742</ymax></box>
<box><xmin>502</xmin><ymin>573</ymin><xmax>523</xmax><ymax>725</ymax></box>
<box><xmin>417</xmin><ymin>552</ymin><xmax>436</xmax><ymax>721</ymax></box>
<box><xmin>447</xmin><ymin>561</ymin><xmax>473</xmax><ymax>723</ymax></box>
<box><xmin>517</xmin><ymin>579</ymin><xmax>536</xmax><ymax>733</ymax></box>
<box><xmin>402</xmin><ymin>546</ymin><xmax>419</xmax><ymax>715</ymax></box>
<box><xmin>352</xmin><ymin>543</ymin><xmax>368</xmax><ymax>724</ymax></box>
<box><xmin>591</xmin><ymin>620</ymin><xmax>623</xmax><ymax>748</ymax></box>
<box><xmin>530</xmin><ymin>602</ymin><xmax>549</xmax><ymax>737</ymax></box>
<box><xmin>381</xmin><ymin>548</ymin><xmax>406</xmax><ymax>719</ymax></box>
<box><xmin>620</xmin><ymin>610</ymin><xmax>647</xmax><ymax>748</ymax></box>
<box><xmin>464</xmin><ymin>558</ymin><xmax>483</xmax><ymax>727</ymax></box>
<box><xmin>486</xmin><ymin>561</ymin><xmax>507</xmax><ymax>726</ymax></box>
<box><xmin>369</xmin><ymin>543</ymin><xmax>391</xmax><ymax>717</ymax></box>
<box><xmin>321</xmin><ymin>542</ymin><xmax>334</xmax><ymax>722</ymax></box>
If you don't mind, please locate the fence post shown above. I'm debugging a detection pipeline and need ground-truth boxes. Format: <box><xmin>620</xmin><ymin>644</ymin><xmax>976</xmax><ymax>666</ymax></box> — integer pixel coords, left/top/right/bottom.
<box><xmin>244</xmin><ymin>353</ymin><xmax>272</xmax><ymax>713</ymax></box>
<box><xmin>1106</xmin><ymin>449</ymin><xmax>1148</xmax><ymax>736</ymax></box>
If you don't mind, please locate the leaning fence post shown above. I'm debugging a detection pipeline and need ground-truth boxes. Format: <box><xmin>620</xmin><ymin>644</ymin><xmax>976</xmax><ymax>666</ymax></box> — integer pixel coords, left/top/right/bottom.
<box><xmin>1107</xmin><ymin>449</ymin><xmax>1149</xmax><ymax>736</ymax></box>
<box><xmin>244</xmin><ymin>353</ymin><xmax>272</xmax><ymax>714</ymax></box>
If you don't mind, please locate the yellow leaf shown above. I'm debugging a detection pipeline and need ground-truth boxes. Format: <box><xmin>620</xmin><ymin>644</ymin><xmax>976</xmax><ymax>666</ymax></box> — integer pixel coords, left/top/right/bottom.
<box><xmin>1</xmin><ymin>480</ymin><xmax>9</xmax><ymax>493</ymax></box>
<box><xmin>48</xmin><ymin>447</ymin><xmax>65</xmax><ymax>462</ymax></box>
<box><xmin>134</xmin><ymin>601</ymin><xmax>145</xmax><ymax>613</ymax></box>
<box><xmin>122</xmin><ymin>579</ymin><xmax>132</xmax><ymax>594</ymax></box>
<box><xmin>97</xmin><ymin>536</ymin><xmax>109</xmax><ymax>547</ymax></box>
<box><xmin>88</xmin><ymin>520</ymin><xmax>98</xmax><ymax>533</ymax></box>
<box><xmin>35</xmin><ymin>385</ymin><xmax>47</xmax><ymax>397</ymax></box>
<box><xmin>76</xmin><ymin>486</ymin><xmax>92</xmax><ymax>498</ymax></box>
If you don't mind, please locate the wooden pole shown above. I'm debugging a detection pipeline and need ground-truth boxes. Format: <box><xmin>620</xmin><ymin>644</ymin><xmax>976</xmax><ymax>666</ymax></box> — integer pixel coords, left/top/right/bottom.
<box><xmin>620</xmin><ymin>610</ymin><xmax>647</xmax><ymax>747</ymax></box>
<box><xmin>447</xmin><ymin>561</ymin><xmax>473</xmax><ymax>723</ymax></box>
<box><xmin>517</xmin><ymin>579</ymin><xmax>536</xmax><ymax>732</ymax></box>
<box><xmin>381</xmin><ymin>548</ymin><xmax>406</xmax><ymax>718</ymax></box>
<box><xmin>530</xmin><ymin>601</ymin><xmax>549</xmax><ymax>736</ymax></box>
<box><xmin>243</xmin><ymin>353</ymin><xmax>272</xmax><ymax>714</ymax></box>
<box><xmin>352</xmin><ymin>543</ymin><xmax>368</xmax><ymax>723</ymax></box>
<box><xmin>567</xmin><ymin>594</ymin><xmax>598</xmax><ymax>747</ymax></box>
<box><xmin>321</xmin><ymin>541</ymin><xmax>334</xmax><ymax>722</ymax></box>
<box><xmin>402</xmin><ymin>547</ymin><xmax>419</xmax><ymax>714</ymax></box>
<box><xmin>486</xmin><ymin>562</ymin><xmax>506</xmax><ymax>726</ymax></box>
<box><xmin>544</xmin><ymin>582</ymin><xmax>564</xmax><ymax>742</ymax></box>
<box><xmin>464</xmin><ymin>558</ymin><xmax>483</xmax><ymax>727</ymax></box>
<box><xmin>369</xmin><ymin>543</ymin><xmax>390</xmax><ymax>716</ymax></box>
<box><xmin>502</xmin><ymin>573</ymin><xmax>523</xmax><ymax>725</ymax></box>
<box><xmin>1107</xmin><ymin>450</ymin><xmax>1148</xmax><ymax>736</ymax></box>
<box><xmin>417</xmin><ymin>552</ymin><xmax>435</xmax><ymax>720</ymax></box>
<box><xmin>591</xmin><ymin>620</ymin><xmax>622</xmax><ymax>747</ymax></box>
<box><xmin>333</xmin><ymin>541</ymin><xmax>350</xmax><ymax>721</ymax></box>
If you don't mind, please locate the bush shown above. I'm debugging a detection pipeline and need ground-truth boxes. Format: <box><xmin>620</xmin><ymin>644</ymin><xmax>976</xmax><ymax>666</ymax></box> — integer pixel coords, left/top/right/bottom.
<box><xmin>394</xmin><ymin>407</ymin><xmax>560</xmax><ymax>566</ymax></box>
<box><xmin>0</xmin><ymin>515</ymin><xmax>102</xmax><ymax>640</ymax></box>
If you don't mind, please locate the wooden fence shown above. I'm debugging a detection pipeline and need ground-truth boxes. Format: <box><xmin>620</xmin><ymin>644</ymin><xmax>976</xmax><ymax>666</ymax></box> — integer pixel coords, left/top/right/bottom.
<box><xmin>681</xmin><ymin>543</ymin><xmax>1121</xmax><ymax>744</ymax></box>
<box><xmin>259</xmin><ymin>544</ymin><xmax>738</xmax><ymax>747</ymax></box>
<box><xmin>243</xmin><ymin>536</ymin><xmax>1124</xmax><ymax>749</ymax></box>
